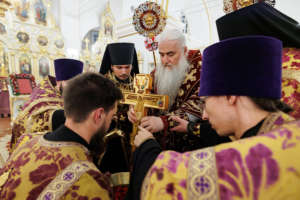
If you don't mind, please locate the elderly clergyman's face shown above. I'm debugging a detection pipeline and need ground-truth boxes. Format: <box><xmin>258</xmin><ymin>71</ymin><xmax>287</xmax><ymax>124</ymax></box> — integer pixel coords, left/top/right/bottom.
<box><xmin>158</xmin><ymin>40</ymin><xmax>183</xmax><ymax>70</ymax></box>
<box><xmin>155</xmin><ymin>41</ymin><xmax>190</xmax><ymax>108</ymax></box>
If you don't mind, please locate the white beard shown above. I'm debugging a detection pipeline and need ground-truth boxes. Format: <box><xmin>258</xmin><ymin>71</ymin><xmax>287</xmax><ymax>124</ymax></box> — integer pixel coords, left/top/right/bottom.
<box><xmin>155</xmin><ymin>56</ymin><xmax>190</xmax><ymax>110</ymax></box>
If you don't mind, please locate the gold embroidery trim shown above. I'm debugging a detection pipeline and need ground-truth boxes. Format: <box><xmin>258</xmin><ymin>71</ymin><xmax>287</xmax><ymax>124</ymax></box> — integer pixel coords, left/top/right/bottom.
<box><xmin>39</xmin><ymin>135</ymin><xmax>90</xmax><ymax>153</ymax></box>
<box><xmin>258</xmin><ymin>112</ymin><xmax>282</xmax><ymax>134</ymax></box>
<box><xmin>282</xmin><ymin>69</ymin><xmax>300</xmax><ymax>83</ymax></box>
<box><xmin>188</xmin><ymin>148</ymin><xmax>219</xmax><ymax>200</ymax></box>
<box><xmin>25</xmin><ymin>105</ymin><xmax>63</xmax><ymax>133</ymax></box>
<box><xmin>106</xmin><ymin>71</ymin><xmax>134</xmax><ymax>91</ymax></box>
<box><xmin>110</xmin><ymin>172</ymin><xmax>130</xmax><ymax>186</ymax></box>
<box><xmin>104</xmin><ymin>129</ymin><xmax>124</xmax><ymax>141</ymax></box>
<box><xmin>37</xmin><ymin>160</ymin><xmax>98</xmax><ymax>200</ymax></box>
<box><xmin>14</xmin><ymin>97</ymin><xmax>63</xmax><ymax>123</ymax></box>
<box><xmin>0</xmin><ymin>171</ymin><xmax>10</xmax><ymax>188</ymax></box>
<box><xmin>41</xmin><ymin>76</ymin><xmax>61</xmax><ymax>95</ymax></box>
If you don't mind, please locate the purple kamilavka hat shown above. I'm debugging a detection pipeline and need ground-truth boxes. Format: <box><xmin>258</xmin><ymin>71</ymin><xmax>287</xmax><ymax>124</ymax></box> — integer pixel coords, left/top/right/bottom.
<box><xmin>199</xmin><ymin>35</ymin><xmax>282</xmax><ymax>99</ymax></box>
<box><xmin>54</xmin><ymin>58</ymin><xmax>83</xmax><ymax>81</ymax></box>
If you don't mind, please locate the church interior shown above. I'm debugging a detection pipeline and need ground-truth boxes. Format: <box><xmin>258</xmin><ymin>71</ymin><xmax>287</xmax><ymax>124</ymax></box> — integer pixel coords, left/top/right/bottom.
<box><xmin>0</xmin><ymin>0</ymin><xmax>299</xmax><ymax>165</ymax></box>
<box><xmin>0</xmin><ymin>0</ymin><xmax>300</xmax><ymax>198</ymax></box>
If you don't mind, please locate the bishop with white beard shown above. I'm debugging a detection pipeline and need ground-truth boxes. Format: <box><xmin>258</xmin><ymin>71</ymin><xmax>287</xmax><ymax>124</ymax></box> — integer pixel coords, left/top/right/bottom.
<box><xmin>155</xmin><ymin>52</ymin><xmax>190</xmax><ymax>110</ymax></box>
<box><xmin>128</xmin><ymin>29</ymin><xmax>204</xmax><ymax>152</ymax></box>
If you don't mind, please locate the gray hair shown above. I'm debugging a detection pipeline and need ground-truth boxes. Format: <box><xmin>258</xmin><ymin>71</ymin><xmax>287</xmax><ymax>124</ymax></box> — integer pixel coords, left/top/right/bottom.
<box><xmin>158</xmin><ymin>28</ymin><xmax>186</xmax><ymax>49</ymax></box>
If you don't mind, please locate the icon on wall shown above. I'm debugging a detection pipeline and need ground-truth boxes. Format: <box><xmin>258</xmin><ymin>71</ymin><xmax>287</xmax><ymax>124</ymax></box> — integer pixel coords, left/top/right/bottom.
<box><xmin>19</xmin><ymin>54</ymin><xmax>32</xmax><ymax>74</ymax></box>
<box><xmin>16</xmin><ymin>32</ymin><xmax>30</xmax><ymax>44</ymax></box>
<box><xmin>37</xmin><ymin>35</ymin><xmax>48</xmax><ymax>46</ymax></box>
<box><xmin>39</xmin><ymin>56</ymin><xmax>49</xmax><ymax>78</ymax></box>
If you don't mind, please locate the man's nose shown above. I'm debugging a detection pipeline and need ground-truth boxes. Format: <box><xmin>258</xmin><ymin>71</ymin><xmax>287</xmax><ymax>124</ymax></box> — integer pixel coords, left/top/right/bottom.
<box><xmin>161</xmin><ymin>55</ymin><xmax>168</xmax><ymax>66</ymax></box>
<box><xmin>121</xmin><ymin>68</ymin><xmax>128</xmax><ymax>73</ymax></box>
<box><xmin>202</xmin><ymin>109</ymin><xmax>208</xmax><ymax>120</ymax></box>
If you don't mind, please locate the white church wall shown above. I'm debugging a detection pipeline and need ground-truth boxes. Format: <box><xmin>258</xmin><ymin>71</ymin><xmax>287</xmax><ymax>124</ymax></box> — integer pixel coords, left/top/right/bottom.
<box><xmin>186</xmin><ymin>0</ymin><xmax>224</xmax><ymax>48</ymax></box>
<box><xmin>276</xmin><ymin>0</ymin><xmax>300</xmax><ymax>23</ymax></box>
<box><xmin>58</xmin><ymin>0</ymin><xmax>81</xmax><ymax>58</ymax></box>
<box><xmin>78</xmin><ymin>0</ymin><xmax>106</xmax><ymax>41</ymax></box>
<box><xmin>110</xmin><ymin>0</ymin><xmax>124</xmax><ymax>22</ymax></box>
<box><xmin>165</xmin><ymin>0</ymin><xmax>300</xmax><ymax>50</ymax></box>
<box><xmin>55</xmin><ymin>0</ymin><xmax>300</xmax><ymax>67</ymax></box>
<box><xmin>172</xmin><ymin>0</ymin><xmax>226</xmax><ymax>50</ymax></box>
<box><xmin>55</xmin><ymin>0</ymin><xmax>108</xmax><ymax>59</ymax></box>
<box><xmin>51</xmin><ymin>0</ymin><xmax>61</xmax><ymax>28</ymax></box>
<box><xmin>119</xmin><ymin>0</ymin><xmax>142</xmax><ymax>19</ymax></box>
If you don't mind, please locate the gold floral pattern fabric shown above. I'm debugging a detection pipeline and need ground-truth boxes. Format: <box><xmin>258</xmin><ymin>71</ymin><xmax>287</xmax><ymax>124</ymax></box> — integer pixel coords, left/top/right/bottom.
<box><xmin>0</xmin><ymin>136</ymin><xmax>112</xmax><ymax>200</ymax></box>
<box><xmin>141</xmin><ymin>119</ymin><xmax>300</xmax><ymax>200</ymax></box>
<box><xmin>105</xmin><ymin>72</ymin><xmax>134</xmax><ymax>92</ymax></box>
<box><xmin>10</xmin><ymin>76</ymin><xmax>63</xmax><ymax>152</ymax></box>
<box><xmin>223</xmin><ymin>0</ymin><xmax>275</xmax><ymax>14</ymax></box>
<box><xmin>281</xmin><ymin>48</ymin><xmax>300</xmax><ymax>119</ymax></box>
<box><xmin>166</xmin><ymin>50</ymin><xmax>203</xmax><ymax>122</ymax></box>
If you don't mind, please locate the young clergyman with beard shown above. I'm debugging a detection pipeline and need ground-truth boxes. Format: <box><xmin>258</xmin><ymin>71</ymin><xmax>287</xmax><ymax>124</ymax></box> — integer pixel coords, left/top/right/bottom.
<box><xmin>128</xmin><ymin>28</ymin><xmax>204</xmax><ymax>152</ymax></box>
<box><xmin>0</xmin><ymin>72</ymin><xmax>123</xmax><ymax>199</ymax></box>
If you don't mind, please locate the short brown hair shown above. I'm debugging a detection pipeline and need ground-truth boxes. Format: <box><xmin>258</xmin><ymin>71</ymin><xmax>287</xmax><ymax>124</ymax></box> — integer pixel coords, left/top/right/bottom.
<box><xmin>250</xmin><ymin>97</ymin><xmax>293</xmax><ymax>114</ymax></box>
<box><xmin>63</xmin><ymin>72</ymin><xmax>123</xmax><ymax>122</ymax></box>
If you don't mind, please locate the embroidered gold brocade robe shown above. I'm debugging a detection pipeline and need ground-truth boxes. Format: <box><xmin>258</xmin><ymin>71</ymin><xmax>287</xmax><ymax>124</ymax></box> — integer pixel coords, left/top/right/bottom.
<box><xmin>281</xmin><ymin>48</ymin><xmax>300</xmax><ymax>119</ymax></box>
<box><xmin>141</xmin><ymin>116</ymin><xmax>300</xmax><ymax>200</ymax></box>
<box><xmin>10</xmin><ymin>76</ymin><xmax>63</xmax><ymax>152</ymax></box>
<box><xmin>151</xmin><ymin>50</ymin><xmax>204</xmax><ymax>152</ymax></box>
<box><xmin>0</xmin><ymin>135</ymin><xmax>112</xmax><ymax>200</ymax></box>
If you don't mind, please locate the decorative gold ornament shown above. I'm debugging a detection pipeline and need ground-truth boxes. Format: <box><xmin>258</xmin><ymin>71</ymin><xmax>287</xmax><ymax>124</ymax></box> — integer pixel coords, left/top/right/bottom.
<box><xmin>237</xmin><ymin>0</ymin><xmax>253</xmax><ymax>9</ymax></box>
<box><xmin>120</xmin><ymin>74</ymin><xmax>169</xmax><ymax>148</ymax></box>
<box><xmin>144</xmin><ymin>13</ymin><xmax>156</xmax><ymax>27</ymax></box>
<box><xmin>132</xmin><ymin>1</ymin><xmax>166</xmax><ymax>38</ymax></box>
<box><xmin>0</xmin><ymin>0</ymin><xmax>11</xmax><ymax>17</ymax></box>
<box><xmin>0</xmin><ymin>63</ymin><xmax>8</xmax><ymax>77</ymax></box>
<box><xmin>223</xmin><ymin>0</ymin><xmax>276</xmax><ymax>14</ymax></box>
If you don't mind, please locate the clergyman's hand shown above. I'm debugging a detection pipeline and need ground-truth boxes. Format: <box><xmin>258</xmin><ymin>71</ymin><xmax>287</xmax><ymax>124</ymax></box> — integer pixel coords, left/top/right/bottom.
<box><xmin>170</xmin><ymin>116</ymin><xmax>188</xmax><ymax>133</ymax></box>
<box><xmin>134</xmin><ymin>126</ymin><xmax>155</xmax><ymax>147</ymax></box>
<box><xmin>140</xmin><ymin>116</ymin><xmax>164</xmax><ymax>133</ymax></box>
<box><xmin>127</xmin><ymin>105</ymin><xmax>138</xmax><ymax>124</ymax></box>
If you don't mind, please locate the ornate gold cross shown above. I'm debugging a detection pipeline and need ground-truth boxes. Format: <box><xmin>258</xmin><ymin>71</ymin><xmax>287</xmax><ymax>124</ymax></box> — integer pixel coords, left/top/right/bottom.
<box><xmin>120</xmin><ymin>74</ymin><xmax>169</xmax><ymax>147</ymax></box>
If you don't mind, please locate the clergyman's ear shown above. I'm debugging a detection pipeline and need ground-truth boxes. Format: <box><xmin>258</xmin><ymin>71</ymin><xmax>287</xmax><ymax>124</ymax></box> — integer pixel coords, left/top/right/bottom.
<box><xmin>184</xmin><ymin>46</ymin><xmax>188</xmax><ymax>55</ymax></box>
<box><xmin>94</xmin><ymin>107</ymin><xmax>105</xmax><ymax>122</ymax></box>
<box><xmin>227</xmin><ymin>95</ymin><xmax>237</xmax><ymax>105</ymax></box>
